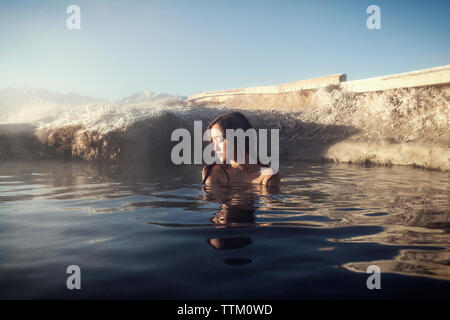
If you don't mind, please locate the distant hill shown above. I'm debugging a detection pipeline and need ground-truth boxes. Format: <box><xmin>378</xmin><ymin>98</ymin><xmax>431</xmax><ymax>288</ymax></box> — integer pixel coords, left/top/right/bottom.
<box><xmin>0</xmin><ymin>87</ymin><xmax>187</xmax><ymax>123</ymax></box>
<box><xmin>0</xmin><ymin>87</ymin><xmax>186</xmax><ymax>112</ymax></box>
<box><xmin>115</xmin><ymin>90</ymin><xmax>186</xmax><ymax>106</ymax></box>
<box><xmin>0</xmin><ymin>87</ymin><xmax>104</xmax><ymax>114</ymax></box>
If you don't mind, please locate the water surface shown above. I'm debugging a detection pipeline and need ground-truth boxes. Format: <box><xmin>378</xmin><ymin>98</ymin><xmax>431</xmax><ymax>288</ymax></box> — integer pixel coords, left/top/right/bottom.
<box><xmin>0</xmin><ymin>160</ymin><xmax>448</xmax><ymax>299</ymax></box>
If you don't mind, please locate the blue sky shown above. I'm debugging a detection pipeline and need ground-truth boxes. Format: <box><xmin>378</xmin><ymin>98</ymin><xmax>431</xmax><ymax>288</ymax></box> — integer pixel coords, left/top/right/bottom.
<box><xmin>1</xmin><ymin>0</ymin><xmax>449</xmax><ymax>100</ymax></box>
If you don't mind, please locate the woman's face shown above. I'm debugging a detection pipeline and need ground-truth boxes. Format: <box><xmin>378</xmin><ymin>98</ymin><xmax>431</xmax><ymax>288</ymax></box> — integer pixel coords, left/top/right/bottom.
<box><xmin>211</xmin><ymin>123</ymin><xmax>225</xmax><ymax>163</ymax></box>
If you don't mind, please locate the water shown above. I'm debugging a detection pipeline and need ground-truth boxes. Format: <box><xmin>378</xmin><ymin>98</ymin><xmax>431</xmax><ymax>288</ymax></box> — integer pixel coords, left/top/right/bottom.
<box><xmin>0</xmin><ymin>160</ymin><xmax>448</xmax><ymax>299</ymax></box>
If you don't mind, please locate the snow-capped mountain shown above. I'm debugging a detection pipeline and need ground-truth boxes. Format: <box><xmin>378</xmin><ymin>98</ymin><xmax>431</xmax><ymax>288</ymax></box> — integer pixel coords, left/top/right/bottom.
<box><xmin>0</xmin><ymin>87</ymin><xmax>187</xmax><ymax>124</ymax></box>
<box><xmin>0</xmin><ymin>87</ymin><xmax>104</xmax><ymax>114</ymax></box>
<box><xmin>115</xmin><ymin>90</ymin><xmax>186</xmax><ymax>106</ymax></box>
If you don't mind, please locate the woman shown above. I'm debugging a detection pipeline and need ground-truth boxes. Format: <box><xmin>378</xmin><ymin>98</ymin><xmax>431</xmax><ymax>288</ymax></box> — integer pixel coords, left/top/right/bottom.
<box><xmin>201</xmin><ymin>111</ymin><xmax>280</xmax><ymax>186</ymax></box>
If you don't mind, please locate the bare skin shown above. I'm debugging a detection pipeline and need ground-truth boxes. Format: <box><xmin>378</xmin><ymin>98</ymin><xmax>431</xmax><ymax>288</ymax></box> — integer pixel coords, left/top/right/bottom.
<box><xmin>202</xmin><ymin>123</ymin><xmax>280</xmax><ymax>186</ymax></box>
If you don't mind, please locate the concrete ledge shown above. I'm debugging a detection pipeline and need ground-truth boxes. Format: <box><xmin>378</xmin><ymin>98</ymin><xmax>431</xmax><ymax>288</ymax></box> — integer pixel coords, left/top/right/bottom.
<box><xmin>278</xmin><ymin>74</ymin><xmax>346</xmax><ymax>93</ymax></box>
<box><xmin>187</xmin><ymin>65</ymin><xmax>450</xmax><ymax>105</ymax></box>
<box><xmin>188</xmin><ymin>73</ymin><xmax>345</xmax><ymax>102</ymax></box>
<box><xmin>342</xmin><ymin>65</ymin><xmax>450</xmax><ymax>93</ymax></box>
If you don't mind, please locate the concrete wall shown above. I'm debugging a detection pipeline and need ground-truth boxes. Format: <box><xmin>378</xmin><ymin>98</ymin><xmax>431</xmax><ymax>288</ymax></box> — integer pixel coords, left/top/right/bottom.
<box><xmin>342</xmin><ymin>64</ymin><xmax>450</xmax><ymax>93</ymax></box>
<box><xmin>187</xmin><ymin>65</ymin><xmax>450</xmax><ymax>107</ymax></box>
<box><xmin>187</xmin><ymin>74</ymin><xmax>345</xmax><ymax>105</ymax></box>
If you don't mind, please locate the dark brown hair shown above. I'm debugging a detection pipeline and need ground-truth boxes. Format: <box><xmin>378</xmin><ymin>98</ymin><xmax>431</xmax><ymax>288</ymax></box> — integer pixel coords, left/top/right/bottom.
<box><xmin>207</xmin><ymin>111</ymin><xmax>254</xmax><ymax>159</ymax></box>
<box><xmin>202</xmin><ymin>111</ymin><xmax>268</xmax><ymax>184</ymax></box>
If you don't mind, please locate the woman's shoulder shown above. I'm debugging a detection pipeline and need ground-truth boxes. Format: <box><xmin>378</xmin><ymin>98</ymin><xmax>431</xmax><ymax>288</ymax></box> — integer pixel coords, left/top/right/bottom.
<box><xmin>202</xmin><ymin>164</ymin><xmax>230</xmax><ymax>184</ymax></box>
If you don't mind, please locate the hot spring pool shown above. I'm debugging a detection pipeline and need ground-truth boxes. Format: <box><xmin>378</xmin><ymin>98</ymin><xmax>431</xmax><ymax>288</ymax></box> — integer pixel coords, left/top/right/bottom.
<box><xmin>0</xmin><ymin>160</ymin><xmax>448</xmax><ymax>299</ymax></box>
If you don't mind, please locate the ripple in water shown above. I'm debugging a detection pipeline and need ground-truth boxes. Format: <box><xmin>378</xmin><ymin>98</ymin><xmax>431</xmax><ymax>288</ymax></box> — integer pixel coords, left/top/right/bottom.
<box><xmin>0</xmin><ymin>160</ymin><xmax>448</xmax><ymax>299</ymax></box>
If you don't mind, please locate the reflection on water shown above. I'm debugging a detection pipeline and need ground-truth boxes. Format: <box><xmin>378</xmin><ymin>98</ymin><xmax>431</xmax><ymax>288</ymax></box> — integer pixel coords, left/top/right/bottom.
<box><xmin>201</xmin><ymin>172</ymin><xmax>449</xmax><ymax>280</ymax></box>
<box><xmin>0</xmin><ymin>160</ymin><xmax>448</xmax><ymax>298</ymax></box>
<box><xmin>202</xmin><ymin>184</ymin><xmax>275</xmax><ymax>266</ymax></box>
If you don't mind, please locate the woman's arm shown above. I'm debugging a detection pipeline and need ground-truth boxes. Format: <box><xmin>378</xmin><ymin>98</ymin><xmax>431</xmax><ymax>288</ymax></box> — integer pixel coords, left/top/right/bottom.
<box><xmin>260</xmin><ymin>167</ymin><xmax>281</xmax><ymax>186</ymax></box>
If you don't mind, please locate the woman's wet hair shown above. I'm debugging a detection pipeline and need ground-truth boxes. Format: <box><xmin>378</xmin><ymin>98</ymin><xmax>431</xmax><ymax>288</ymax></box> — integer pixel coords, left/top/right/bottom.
<box><xmin>202</xmin><ymin>111</ymin><xmax>269</xmax><ymax>185</ymax></box>
<box><xmin>207</xmin><ymin>111</ymin><xmax>253</xmax><ymax>133</ymax></box>
<box><xmin>207</xmin><ymin>111</ymin><xmax>253</xmax><ymax>159</ymax></box>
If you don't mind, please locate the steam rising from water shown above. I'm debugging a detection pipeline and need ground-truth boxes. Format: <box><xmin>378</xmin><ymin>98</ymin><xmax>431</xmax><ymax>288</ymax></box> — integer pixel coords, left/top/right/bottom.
<box><xmin>0</xmin><ymin>86</ymin><xmax>448</xmax><ymax>170</ymax></box>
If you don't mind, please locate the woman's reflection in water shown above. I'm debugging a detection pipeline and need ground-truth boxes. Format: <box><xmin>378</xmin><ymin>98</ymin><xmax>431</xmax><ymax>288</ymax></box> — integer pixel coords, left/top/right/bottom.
<box><xmin>202</xmin><ymin>183</ymin><xmax>280</xmax><ymax>266</ymax></box>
